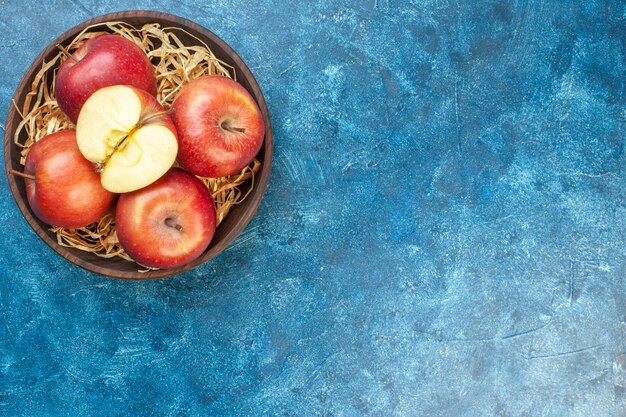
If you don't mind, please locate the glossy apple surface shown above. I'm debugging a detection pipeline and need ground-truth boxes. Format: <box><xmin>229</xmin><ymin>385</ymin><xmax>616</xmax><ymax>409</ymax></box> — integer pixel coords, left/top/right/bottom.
<box><xmin>23</xmin><ymin>130</ymin><xmax>116</xmax><ymax>228</ymax></box>
<box><xmin>55</xmin><ymin>34</ymin><xmax>157</xmax><ymax>123</ymax></box>
<box><xmin>171</xmin><ymin>75</ymin><xmax>264</xmax><ymax>178</ymax></box>
<box><xmin>115</xmin><ymin>168</ymin><xmax>216</xmax><ymax>269</ymax></box>
<box><xmin>76</xmin><ymin>85</ymin><xmax>178</xmax><ymax>193</ymax></box>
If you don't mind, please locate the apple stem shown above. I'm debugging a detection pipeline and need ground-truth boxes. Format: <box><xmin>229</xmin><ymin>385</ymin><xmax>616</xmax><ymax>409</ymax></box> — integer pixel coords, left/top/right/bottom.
<box><xmin>139</xmin><ymin>108</ymin><xmax>175</xmax><ymax>127</ymax></box>
<box><xmin>164</xmin><ymin>217</ymin><xmax>183</xmax><ymax>232</ymax></box>
<box><xmin>9</xmin><ymin>169</ymin><xmax>35</xmax><ymax>181</ymax></box>
<box><xmin>56</xmin><ymin>44</ymin><xmax>78</xmax><ymax>63</ymax></box>
<box><xmin>221</xmin><ymin>121</ymin><xmax>246</xmax><ymax>133</ymax></box>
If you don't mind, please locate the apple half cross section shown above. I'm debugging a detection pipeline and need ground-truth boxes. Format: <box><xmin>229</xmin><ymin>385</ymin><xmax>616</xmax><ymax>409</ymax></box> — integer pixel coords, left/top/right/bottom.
<box><xmin>76</xmin><ymin>85</ymin><xmax>178</xmax><ymax>193</ymax></box>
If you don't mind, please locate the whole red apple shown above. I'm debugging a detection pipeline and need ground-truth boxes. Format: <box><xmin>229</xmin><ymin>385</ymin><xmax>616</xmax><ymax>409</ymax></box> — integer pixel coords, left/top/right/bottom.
<box><xmin>21</xmin><ymin>130</ymin><xmax>116</xmax><ymax>228</ymax></box>
<box><xmin>171</xmin><ymin>75</ymin><xmax>265</xmax><ymax>178</ymax></box>
<box><xmin>115</xmin><ymin>168</ymin><xmax>216</xmax><ymax>269</ymax></box>
<box><xmin>55</xmin><ymin>34</ymin><xmax>157</xmax><ymax>123</ymax></box>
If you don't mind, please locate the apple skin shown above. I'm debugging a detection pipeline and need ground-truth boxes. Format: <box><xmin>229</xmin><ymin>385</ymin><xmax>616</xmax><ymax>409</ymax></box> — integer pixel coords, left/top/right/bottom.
<box><xmin>115</xmin><ymin>168</ymin><xmax>217</xmax><ymax>269</ymax></box>
<box><xmin>23</xmin><ymin>130</ymin><xmax>116</xmax><ymax>228</ymax></box>
<box><xmin>171</xmin><ymin>75</ymin><xmax>265</xmax><ymax>178</ymax></box>
<box><xmin>55</xmin><ymin>34</ymin><xmax>157</xmax><ymax>123</ymax></box>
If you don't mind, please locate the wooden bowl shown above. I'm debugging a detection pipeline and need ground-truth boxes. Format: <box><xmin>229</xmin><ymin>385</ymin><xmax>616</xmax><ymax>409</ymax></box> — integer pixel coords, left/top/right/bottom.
<box><xmin>3</xmin><ymin>11</ymin><xmax>273</xmax><ymax>279</ymax></box>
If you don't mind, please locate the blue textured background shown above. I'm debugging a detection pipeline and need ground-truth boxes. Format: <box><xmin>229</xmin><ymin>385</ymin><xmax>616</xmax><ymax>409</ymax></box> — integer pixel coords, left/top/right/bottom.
<box><xmin>0</xmin><ymin>0</ymin><xmax>624</xmax><ymax>416</ymax></box>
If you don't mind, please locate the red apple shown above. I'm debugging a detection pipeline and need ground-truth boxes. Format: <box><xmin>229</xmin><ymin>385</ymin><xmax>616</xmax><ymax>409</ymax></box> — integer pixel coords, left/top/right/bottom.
<box><xmin>19</xmin><ymin>130</ymin><xmax>116</xmax><ymax>228</ymax></box>
<box><xmin>171</xmin><ymin>75</ymin><xmax>265</xmax><ymax>178</ymax></box>
<box><xmin>115</xmin><ymin>168</ymin><xmax>216</xmax><ymax>269</ymax></box>
<box><xmin>76</xmin><ymin>85</ymin><xmax>178</xmax><ymax>193</ymax></box>
<box><xmin>55</xmin><ymin>34</ymin><xmax>157</xmax><ymax>123</ymax></box>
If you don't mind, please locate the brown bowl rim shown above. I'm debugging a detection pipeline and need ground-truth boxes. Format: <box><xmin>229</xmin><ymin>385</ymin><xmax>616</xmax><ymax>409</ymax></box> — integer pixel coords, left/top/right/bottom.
<box><xmin>3</xmin><ymin>10</ymin><xmax>273</xmax><ymax>280</ymax></box>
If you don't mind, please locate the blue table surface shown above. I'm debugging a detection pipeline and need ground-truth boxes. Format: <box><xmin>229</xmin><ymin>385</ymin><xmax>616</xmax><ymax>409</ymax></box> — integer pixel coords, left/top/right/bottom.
<box><xmin>0</xmin><ymin>0</ymin><xmax>624</xmax><ymax>416</ymax></box>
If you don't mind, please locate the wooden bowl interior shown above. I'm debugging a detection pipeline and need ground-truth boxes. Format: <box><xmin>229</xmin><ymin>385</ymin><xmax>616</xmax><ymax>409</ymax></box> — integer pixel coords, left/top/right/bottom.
<box><xmin>4</xmin><ymin>11</ymin><xmax>272</xmax><ymax>279</ymax></box>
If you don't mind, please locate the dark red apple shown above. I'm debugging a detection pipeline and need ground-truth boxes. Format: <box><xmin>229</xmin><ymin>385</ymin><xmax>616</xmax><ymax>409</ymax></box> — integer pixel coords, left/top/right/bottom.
<box><xmin>171</xmin><ymin>75</ymin><xmax>265</xmax><ymax>178</ymax></box>
<box><xmin>19</xmin><ymin>130</ymin><xmax>116</xmax><ymax>228</ymax></box>
<box><xmin>55</xmin><ymin>34</ymin><xmax>157</xmax><ymax>123</ymax></box>
<box><xmin>115</xmin><ymin>168</ymin><xmax>216</xmax><ymax>269</ymax></box>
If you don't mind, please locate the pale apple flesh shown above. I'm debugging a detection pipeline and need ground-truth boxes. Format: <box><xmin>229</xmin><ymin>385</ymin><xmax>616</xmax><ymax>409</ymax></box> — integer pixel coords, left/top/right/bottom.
<box><xmin>22</xmin><ymin>130</ymin><xmax>116</xmax><ymax>228</ymax></box>
<box><xmin>76</xmin><ymin>85</ymin><xmax>178</xmax><ymax>193</ymax></box>
<box><xmin>115</xmin><ymin>168</ymin><xmax>217</xmax><ymax>269</ymax></box>
<box><xmin>172</xmin><ymin>75</ymin><xmax>265</xmax><ymax>178</ymax></box>
<box><xmin>55</xmin><ymin>34</ymin><xmax>157</xmax><ymax>123</ymax></box>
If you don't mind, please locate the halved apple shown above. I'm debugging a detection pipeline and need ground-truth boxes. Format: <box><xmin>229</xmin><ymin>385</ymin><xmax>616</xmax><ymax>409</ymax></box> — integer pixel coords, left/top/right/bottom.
<box><xmin>76</xmin><ymin>85</ymin><xmax>178</xmax><ymax>193</ymax></box>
